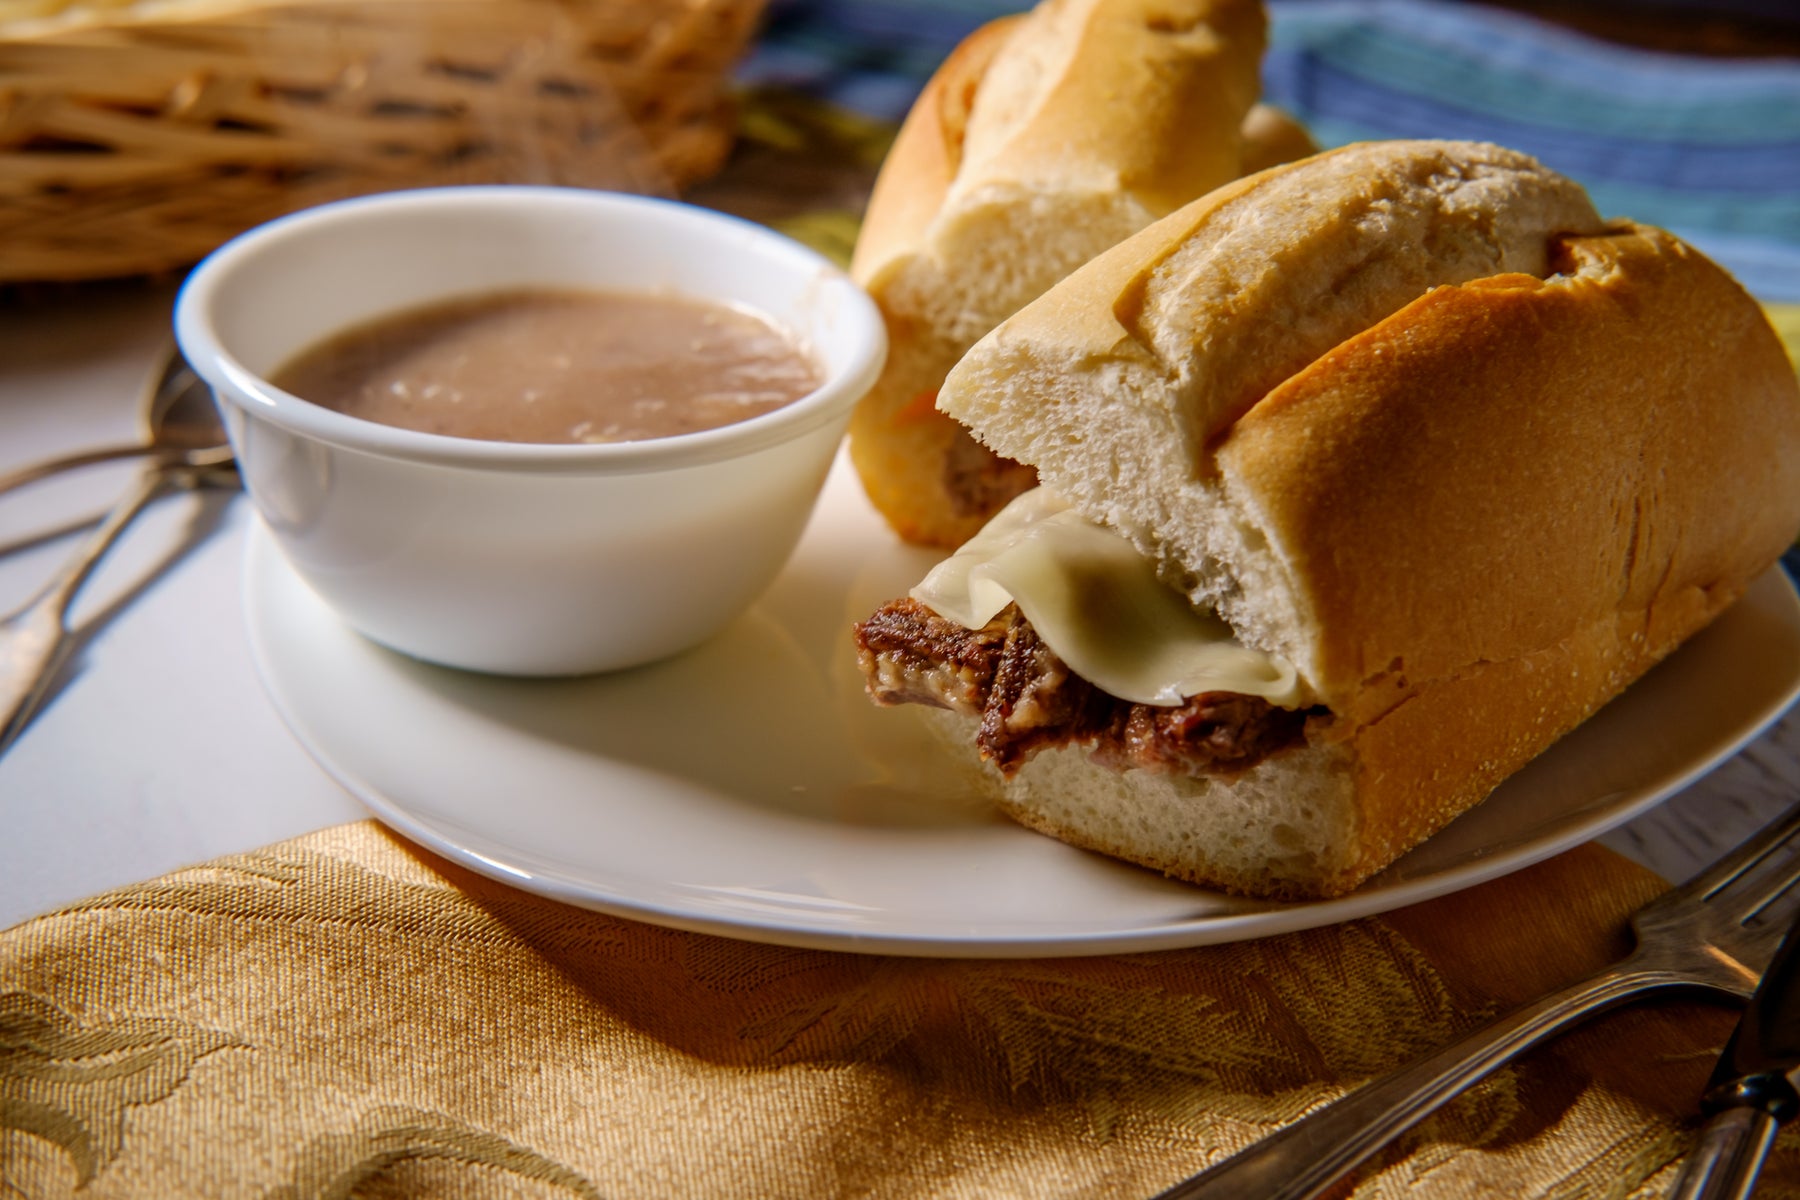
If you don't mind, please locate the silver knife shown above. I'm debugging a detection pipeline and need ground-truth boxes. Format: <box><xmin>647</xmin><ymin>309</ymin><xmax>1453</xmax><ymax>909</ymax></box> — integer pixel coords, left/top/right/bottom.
<box><xmin>1669</xmin><ymin>909</ymin><xmax>1800</xmax><ymax>1200</ymax></box>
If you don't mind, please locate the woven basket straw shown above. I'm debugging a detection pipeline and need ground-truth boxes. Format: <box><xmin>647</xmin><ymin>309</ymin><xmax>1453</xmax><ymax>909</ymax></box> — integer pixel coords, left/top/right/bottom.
<box><xmin>0</xmin><ymin>0</ymin><xmax>766</xmax><ymax>283</ymax></box>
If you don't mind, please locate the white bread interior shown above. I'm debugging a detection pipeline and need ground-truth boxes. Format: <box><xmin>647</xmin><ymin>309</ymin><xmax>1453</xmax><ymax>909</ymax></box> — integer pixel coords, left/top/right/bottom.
<box><xmin>923</xmin><ymin>708</ymin><xmax>1358</xmax><ymax>898</ymax></box>
<box><xmin>928</xmin><ymin>140</ymin><xmax>1800</xmax><ymax>897</ymax></box>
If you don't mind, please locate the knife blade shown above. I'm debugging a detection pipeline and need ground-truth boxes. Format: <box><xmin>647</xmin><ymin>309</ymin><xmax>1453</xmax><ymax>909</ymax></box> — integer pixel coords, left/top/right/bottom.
<box><xmin>1668</xmin><ymin>909</ymin><xmax>1800</xmax><ymax>1200</ymax></box>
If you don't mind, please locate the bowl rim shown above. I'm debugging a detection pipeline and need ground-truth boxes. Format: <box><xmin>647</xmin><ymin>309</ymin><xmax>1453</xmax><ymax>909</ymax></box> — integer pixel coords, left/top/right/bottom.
<box><xmin>174</xmin><ymin>185</ymin><xmax>886</xmax><ymax>474</ymax></box>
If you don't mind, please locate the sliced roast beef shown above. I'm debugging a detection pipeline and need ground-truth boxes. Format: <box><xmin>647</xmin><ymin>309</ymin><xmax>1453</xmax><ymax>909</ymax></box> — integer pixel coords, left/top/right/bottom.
<box><xmin>853</xmin><ymin>598</ymin><xmax>1314</xmax><ymax>778</ymax></box>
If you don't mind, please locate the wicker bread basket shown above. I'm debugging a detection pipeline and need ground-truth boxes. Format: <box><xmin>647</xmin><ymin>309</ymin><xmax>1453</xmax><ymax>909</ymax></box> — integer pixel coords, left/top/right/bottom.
<box><xmin>0</xmin><ymin>0</ymin><xmax>766</xmax><ymax>283</ymax></box>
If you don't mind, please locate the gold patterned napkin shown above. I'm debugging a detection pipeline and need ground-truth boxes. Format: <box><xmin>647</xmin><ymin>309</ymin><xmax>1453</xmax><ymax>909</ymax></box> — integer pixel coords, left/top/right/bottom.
<box><xmin>2</xmin><ymin>819</ymin><xmax>1793</xmax><ymax>1199</ymax></box>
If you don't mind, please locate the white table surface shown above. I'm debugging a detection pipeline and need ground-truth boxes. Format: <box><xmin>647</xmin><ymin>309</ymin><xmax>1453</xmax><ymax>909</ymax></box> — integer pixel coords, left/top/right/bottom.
<box><xmin>4</xmin><ymin>281</ymin><xmax>1799</xmax><ymax>934</ymax></box>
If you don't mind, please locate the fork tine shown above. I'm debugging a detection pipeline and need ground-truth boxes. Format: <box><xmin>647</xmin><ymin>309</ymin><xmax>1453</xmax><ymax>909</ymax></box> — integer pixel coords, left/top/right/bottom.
<box><xmin>1681</xmin><ymin>801</ymin><xmax>1800</xmax><ymax>907</ymax></box>
<box><xmin>1731</xmin><ymin>852</ymin><xmax>1800</xmax><ymax>928</ymax></box>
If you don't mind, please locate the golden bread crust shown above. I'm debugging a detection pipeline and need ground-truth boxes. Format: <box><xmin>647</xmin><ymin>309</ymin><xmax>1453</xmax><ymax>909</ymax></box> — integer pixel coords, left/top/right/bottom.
<box><xmin>954</xmin><ymin>0</ymin><xmax>1264</xmax><ymax>217</ymax></box>
<box><xmin>1239</xmin><ymin>102</ymin><xmax>1318</xmax><ymax>175</ymax></box>
<box><xmin>846</xmin><ymin>16</ymin><xmax>1021</xmax><ymax>293</ymax></box>
<box><xmin>1218</xmin><ymin>223</ymin><xmax>1800</xmax><ymax>887</ymax></box>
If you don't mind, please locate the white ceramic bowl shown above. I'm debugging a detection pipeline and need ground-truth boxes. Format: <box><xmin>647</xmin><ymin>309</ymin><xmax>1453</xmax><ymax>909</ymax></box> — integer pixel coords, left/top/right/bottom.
<box><xmin>176</xmin><ymin>186</ymin><xmax>885</xmax><ymax>675</ymax></box>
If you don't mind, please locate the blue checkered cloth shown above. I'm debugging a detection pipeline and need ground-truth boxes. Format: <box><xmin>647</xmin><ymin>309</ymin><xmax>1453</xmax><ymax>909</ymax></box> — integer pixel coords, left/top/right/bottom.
<box><xmin>740</xmin><ymin>0</ymin><xmax>1800</xmax><ymax>302</ymax></box>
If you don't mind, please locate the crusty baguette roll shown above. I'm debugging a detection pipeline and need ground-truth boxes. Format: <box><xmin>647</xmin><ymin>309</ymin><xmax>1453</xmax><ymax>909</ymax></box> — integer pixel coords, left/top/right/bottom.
<box><xmin>866</xmin><ymin>139</ymin><xmax>1800</xmax><ymax>899</ymax></box>
<box><xmin>847</xmin><ymin>0</ymin><xmax>1298</xmax><ymax>549</ymax></box>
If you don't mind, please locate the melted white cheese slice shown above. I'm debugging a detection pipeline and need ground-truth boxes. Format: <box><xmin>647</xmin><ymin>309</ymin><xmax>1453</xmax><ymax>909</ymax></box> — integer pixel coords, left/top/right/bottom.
<box><xmin>910</xmin><ymin>488</ymin><xmax>1301</xmax><ymax>707</ymax></box>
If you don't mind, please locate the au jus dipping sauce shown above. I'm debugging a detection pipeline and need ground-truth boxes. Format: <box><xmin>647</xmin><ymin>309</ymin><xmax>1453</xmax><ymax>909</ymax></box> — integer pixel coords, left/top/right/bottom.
<box><xmin>271</xmin><ymin>288</ymin><xmax>824</xmax><ymax>444</ymax></box>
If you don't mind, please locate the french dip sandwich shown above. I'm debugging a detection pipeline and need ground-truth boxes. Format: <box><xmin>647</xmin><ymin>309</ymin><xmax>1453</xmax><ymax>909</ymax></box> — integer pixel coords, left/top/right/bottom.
<box><xmin>854</xmin><ymin>139</ymin><xmax>1800</xmax><ymax>900</ymax></box>
<box><xmin>847</xmin><ymin>0</ymin><xmax>1315</xmax><ymax>548</ymax></box>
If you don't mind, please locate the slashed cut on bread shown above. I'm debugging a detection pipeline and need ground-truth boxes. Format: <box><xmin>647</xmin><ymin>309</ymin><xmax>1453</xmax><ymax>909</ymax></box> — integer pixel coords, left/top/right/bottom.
<box><xmin>866</xmin><ymin>140</ymin><xmax>1800</xmax><ymax>899</ymax></box>
<box><xmin>847</xmin><ymin>0</ymin><xmax>1300</xmax><ymax>549</ymax></box>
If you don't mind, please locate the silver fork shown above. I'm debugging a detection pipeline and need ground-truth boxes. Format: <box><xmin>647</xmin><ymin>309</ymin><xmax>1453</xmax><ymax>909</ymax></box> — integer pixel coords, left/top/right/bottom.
<box><xmin>1154</xmin><ymin>800</ymin><xmax>1800</xmax><ymax>1200</ymax></box>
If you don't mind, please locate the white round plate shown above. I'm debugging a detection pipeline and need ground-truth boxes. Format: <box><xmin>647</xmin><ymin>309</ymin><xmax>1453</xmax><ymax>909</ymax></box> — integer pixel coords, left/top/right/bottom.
<box><xmin>243</xmin><ymin>452</ymin><xmax>1800</xmax><ymax>957</ymax></box>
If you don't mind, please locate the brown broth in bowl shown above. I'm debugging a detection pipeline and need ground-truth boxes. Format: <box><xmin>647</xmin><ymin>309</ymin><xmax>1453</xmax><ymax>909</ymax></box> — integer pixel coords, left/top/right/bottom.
<box><xmin>271</xmin><ymin>288</ymin><xmax>823</xmax><ymax>444</ymax></box>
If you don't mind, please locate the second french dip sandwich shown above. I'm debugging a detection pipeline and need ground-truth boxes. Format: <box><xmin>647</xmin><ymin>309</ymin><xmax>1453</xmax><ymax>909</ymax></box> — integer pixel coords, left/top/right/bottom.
<box><xmin>855</xmin><ymin>139</ymin><xmax>1800</xmax><ymax>900</ymax></box>
<box><xmin>847</xmin><ymin>0</ymin><xmax>1314</xmax><ymax>549</ymax></box>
